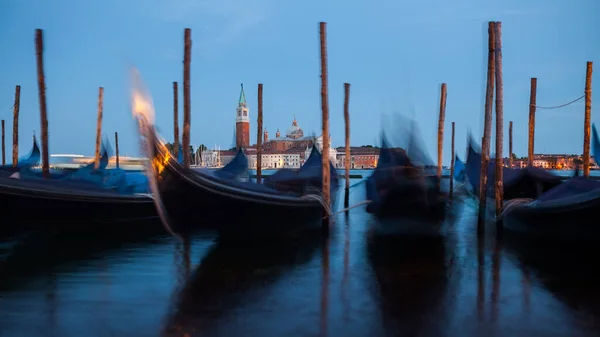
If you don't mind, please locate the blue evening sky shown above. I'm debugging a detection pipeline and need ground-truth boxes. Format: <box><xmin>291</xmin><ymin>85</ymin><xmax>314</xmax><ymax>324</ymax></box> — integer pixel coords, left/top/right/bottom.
<box><xmin>0</xmin><ymin>0</ymin><xmax>597</xmax><ymax>164</ymax></box>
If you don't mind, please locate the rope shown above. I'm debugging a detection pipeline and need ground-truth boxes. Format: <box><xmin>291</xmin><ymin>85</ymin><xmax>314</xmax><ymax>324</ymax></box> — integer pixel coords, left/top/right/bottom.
<box><xmin>301</xmin><ymin>193</ymin><xmax>332</xmax><ymax>217</ymax></box>
<box><xmin>498</xmin><ymin>198</ymin><xmax>533</xmax><ymax>219</ymax></box>
<box><xmin>535</xmin><ymin>95</ymin><xmax>585</xmax><ymax>110</ymax></box>
<box><xmin>323</xmin><ymin>200</ymin><xmax>372</xmax><ymax>219</ymax></box>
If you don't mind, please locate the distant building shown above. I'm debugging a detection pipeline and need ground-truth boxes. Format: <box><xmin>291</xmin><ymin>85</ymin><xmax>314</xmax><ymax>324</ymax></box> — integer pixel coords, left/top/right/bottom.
<box><xmin>335</xmin><ymin>147</ymin><xmax>380</xmax><ymax>169</ymax></box>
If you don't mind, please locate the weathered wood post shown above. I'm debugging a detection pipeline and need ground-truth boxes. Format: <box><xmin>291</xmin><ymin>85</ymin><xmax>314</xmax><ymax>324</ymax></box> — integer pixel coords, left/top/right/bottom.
<box><xmin>343</xmin><ymin>82</ymin><xmax>351</xmax><ymax>208</ymax></box>
<box><xmin>94</xmin><ymin>87</ymin><xmax>104</xmax><ymax>169</ymax></box>
<box><xmin>319</xmin><ymin>22</ymin><xmax>331</xmax><ymax>231</ymax></box>
<box><xmin>35</xmin><ymin>29</ymin><xmax>50</xmax><ymax>179</ymax></box>
<box><xmin>450</xmin><ymin>121</ymin><xmax>455</xmax><ymax>198</ymax></box>
<box><xmin>1</xmin><ymin>120</ymin><xmax>5</xmax><ymax>165</ymax></box>
<box><xmin>257</xmin><ymin>83</ymin><xmax>264</xmax><ymax>183</ymax></box>
<box><xmin>437</xmin><ymin>83</ymin><xmax>447</xmax><ymax>181</ymax></box>
<box><xmin>494</xmin><ymin>22</ymin><xmax>505</xmax><ymax>222</ymax></box>
<box><xmin>509</xmin><ymin>121</ymin><xmax>513</xmax><ymax>168</ymax></box>
<box><xmin>528</xmin><ymin>78</ymin><xmax>537</xmax><ymax>166</ymax></box>
<box><xmin>115</xmin><ymin>132</ymin><xmax>120</xmax><ymax>169</ymax></box>
<box><xmin>478</xmin><ymin>21</ymin><xmax>495</xmax><ymax>234</ymax></box>
<box><xmin>12</xmin><ymin>85</ymin><xmax>20</xmax><ymax>167</ymax></box>
<box><xmin>583</xmin><ymin>61</ymin><xmax>593</xmax><ymax>177</ymax></box>
<box><xmin>182</xmin><ymin>28</ymin><xmax>192</xmax><ymax>169</ymax></box>
<box><xmin>173</xmin><ymin>81</ymin><xmax>179</xmax><ymax>159</ymax></box>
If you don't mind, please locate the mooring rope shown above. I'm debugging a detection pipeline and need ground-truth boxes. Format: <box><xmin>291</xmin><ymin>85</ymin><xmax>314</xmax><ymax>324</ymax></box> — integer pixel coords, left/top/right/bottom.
<box><xmin>498</xmin><ymin>198</ymin><xmax>534</xmax><ymax>219</ymax></box>
<box><xmin>301</xmin><ymin>193</ymin><xmax>332</xmax><ymax>217</ymax></box>
<box><xmin>323</xmin><ymin>200</ymin><xmax>372</xmax><ymax>219</ymax></box>
<box><xmin>536</xmin><ymin>95</ymin><xmax>585</xmax><ymax>110</ymax></box>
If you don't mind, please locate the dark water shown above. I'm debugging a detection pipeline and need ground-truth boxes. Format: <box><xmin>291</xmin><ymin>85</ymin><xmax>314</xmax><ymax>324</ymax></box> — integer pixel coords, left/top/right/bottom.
<box><xmin>1</xmin><ymin>174</ymin><xmax>600</xmax><ymax>337</ymax></box>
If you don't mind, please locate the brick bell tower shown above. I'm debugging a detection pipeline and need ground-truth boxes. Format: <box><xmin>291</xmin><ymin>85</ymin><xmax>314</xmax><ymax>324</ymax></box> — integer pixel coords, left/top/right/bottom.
<box><xmin>235</xmin><ymin>83</ymin><xmax>250</xmax><ymax>149</ymax></box>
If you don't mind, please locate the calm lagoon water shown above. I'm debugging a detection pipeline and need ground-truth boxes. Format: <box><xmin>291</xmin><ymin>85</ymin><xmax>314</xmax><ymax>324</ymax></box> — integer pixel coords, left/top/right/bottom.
<box><xmin>1</xmin><ymin>169</ymin><xmax>600</xmax><ymax>336</ymax></box>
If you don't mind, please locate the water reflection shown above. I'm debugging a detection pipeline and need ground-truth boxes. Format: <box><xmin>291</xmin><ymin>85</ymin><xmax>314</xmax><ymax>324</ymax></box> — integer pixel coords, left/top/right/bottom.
<box><xmin>366</xmin><ymin>231</ymin><xmax>450</xmax><ymax>337</ymax></box>
<box><xmin>505</xmin><ymin>236</ymin><xmax>600</xmax><ymax>331</ymax></box>
<box><xmin>162</xmin><ymin>237</ymin><xmax>323</xmax><ymax>336</ymax></box>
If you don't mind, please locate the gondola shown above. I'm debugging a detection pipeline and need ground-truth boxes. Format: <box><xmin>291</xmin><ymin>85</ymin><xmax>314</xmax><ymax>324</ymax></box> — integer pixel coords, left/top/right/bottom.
<box><xmin>130</xmin><ymin>68</ymin><xmax>332</xmax><ymax>239</ymax></box>
<box><xmin>0</xmin><ymin>175</ymin><xmax>158</xmax><ymax>231</ymax></box>
<box><xmin>464</xmin><ymin>134</ymin><xmax>563</xmax><ymax>200</ymax></box>
<box><xmin>138</xmin><ymin>127</ymin><xmax>333</xmax><ymax>239</ymax></box>
<box><xmin>365</xmin><ymin>133</ymin><xmax>448</xmax><ymax>236</ymax></box>
<box><xmin>499</xmin><ymin>124</ymin><xmax>600</xmax><ymax>239</ymax></box>
<box><xmin>0</xmin><ymin>139</ymin><xmax>157</xmax><ymax>231</ymax></box>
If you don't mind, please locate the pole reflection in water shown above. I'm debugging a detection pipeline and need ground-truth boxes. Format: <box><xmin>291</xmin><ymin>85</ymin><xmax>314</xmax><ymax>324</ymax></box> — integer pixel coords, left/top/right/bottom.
<box><xmin>320</xmin><ymin>235</ymin><xmax>331</xmax><ymax>337</ymax></box>
<box><xmin>477</xmin><ymin>235</ymin><xmax>485</xmax><ymax>322</ymax></box>
<box><xmin>45</xmin><ymin>267</ymin><xmax>57</xmax><ymax>337</ymax></box>
<box><xmin>341</xmin><ymin>213</ymin><xmax>350</xmax><ymax>323</ymax></box>
<box><xmin>490</xmin><ymin>237</ymin><xmax>501</xmax><ymax>322</ymax></box>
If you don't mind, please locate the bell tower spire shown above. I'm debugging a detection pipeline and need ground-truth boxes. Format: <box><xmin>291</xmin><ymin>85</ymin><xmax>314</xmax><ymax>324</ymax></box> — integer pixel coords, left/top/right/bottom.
<box><xmin>235</xmin><ymin>83</ymin><xmax>250</xmax><ymax>148</ymax></box>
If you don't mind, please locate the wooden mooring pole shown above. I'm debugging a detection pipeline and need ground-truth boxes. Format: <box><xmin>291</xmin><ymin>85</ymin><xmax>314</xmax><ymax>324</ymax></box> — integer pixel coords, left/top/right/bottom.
<box><xmin>94</xmin><ymin>87</ymin><xmax>104</xmax><ymax>169</ymax></box>
<box><xmin>450</xmin><ymin>121</ymin><xmax>455</xmax><ymax>198</ymax></box>
<box><xmin>343</xmin><ymin>82</ymin><xmax>351</xmax><ymax>208</ymax></box>
<box><xmin>35</xmin><ymin>29</ymin><xmax>50</xmax><ymax>179</ymax></box>
<box><xmin>319</xmin><ymin>22</ymin><xmax>331</xmax><ymax>231</ymax></box>
<box><xmin>437</xmin><ymin>83</ymin><xmax>447</xmax><ymax>180</ymax></box>
<box><xmin>478</xmin><ymin>21</ymin><xmax>495</xmax><ymax>235</ymax></box>
<box><xmin>182</xmin><ymin>28</ymin><xmax>192</xmax><ymax>169</ymax></box>
<box><xmin>528</xmin><ymin>78</ymin><xmax>537</xmax><ymax>166</ymax></box>
<box><xmin>12</xmin><ymin>85</ymin><xmax>20</xmax><ymax>167</ymax></box>
<box><xmin>509</xmin><ymin>121</ymin><xmax>513</xmax><ymax>168</ymax></box>
<box><xmin>494</xmin><ymin>22</ymin><xmax>505</xmax><ymax>223</ymax></box>
<box><xmin>583</xmin><ymin>61</ymin><xmax>593</xmax><ymax>178</ymax></box>
<box><xmin>173</xmin><ymin>81</ymin><xmax>179</xmax><ymax>159</ymax></box>
<box><xmin>257</xmin><ymin>83</ymin><xmax>264</xmax><ymax>183</ymax></box>
<box><xmin>1</xmin><ymin>120</ymin><xmax>5</xmax><ymax>165</ymax></box>
<box><xmin>114</xmin><ymin>132</ymin><xmax>120</xmax><ymax>169</ymax></box>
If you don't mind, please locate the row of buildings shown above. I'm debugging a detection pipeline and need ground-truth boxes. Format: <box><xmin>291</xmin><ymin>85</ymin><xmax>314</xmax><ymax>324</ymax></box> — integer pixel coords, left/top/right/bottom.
<box><xmin>201</xmin><ymin>84</ymin><xmax>598</xmax><ymax>170</ymax></box>
<box><xmin>513</xmin><ymin>155</ymin><xmax>599</xmax><ymax>170</ymax></box>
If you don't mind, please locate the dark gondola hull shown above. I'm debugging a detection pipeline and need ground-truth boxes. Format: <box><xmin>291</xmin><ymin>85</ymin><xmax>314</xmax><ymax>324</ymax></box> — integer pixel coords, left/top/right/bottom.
<box><xmin>145</xmin><ymin>138</ymin><xmax>329</xmax><ymax>241</ymax></box>
<box><xmin>0</xmin><ymin>177</ymin><xmax>159</xmax><ymax>233</ymax></box>
<box><xmin>502</xmin><ymin>189</ymin><xmax>600</xmax><ymax>240</ymax></box>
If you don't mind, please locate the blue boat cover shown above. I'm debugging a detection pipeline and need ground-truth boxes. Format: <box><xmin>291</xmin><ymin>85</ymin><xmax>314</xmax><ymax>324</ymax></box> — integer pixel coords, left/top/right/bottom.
<box><xmin>264</xmin><ymin>145</ymin><xmax>339</xmax><ymax>195</ymax></box>
<box><xmin>536</xmin><ymin>176</ymin><xmax>600</xmax><ymax>202</ymax></box>
<box><xmin>0</xmin><ymin>136</ymin><xmax>41</xmax><ymax>172</ymax></box>
<box><xmin>465</xmin><ymin>135</ymin><xmax>562</xmax><ymax>199</ymax></box>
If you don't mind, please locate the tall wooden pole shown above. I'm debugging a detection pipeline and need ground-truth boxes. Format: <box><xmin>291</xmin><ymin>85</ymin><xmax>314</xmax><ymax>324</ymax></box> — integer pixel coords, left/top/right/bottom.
<box><xmin>35</xmin><ymin>29</ymin><xmax>50</xmax><ymax>179</ymax></box>
<box><xmin>583</xmin><ymin>61</ymin><xmax>593</xmax><ymax>177</ymax></box>
<box><xmin>114</xmin><ymin>132</ymin><xmax>120</xmax><ymax>169</ymax></box>
<box><xmin>257</xmin><ymin>83</ymin><xmax>264</xmax><ymax>183</ymax></box>
<box><xmin>478</xmin><ymin>21</ymin><xmax>495</xmax><ymax>234</ymax></box>
<box><xmin>12</xmin><ymin>85</ymin><xmax>20</xmax><ymax>167</ymax></box>
<box><xmin>493</xmin><ymin>22</ymin><xmax>505</xmax><ymax>220</ymax></box>
<box><xmin>173</xmin><ymin>81</ymin><xmax>179</xmax><ymax>159</ymax></box>
<box><xmin>319</xmin><ymin>22</ymin><xmax>331</xmax><ymax>230</ymax></box>
<box><xmin>1</xmin><ymin>120</ymin><xmax>5</xmax><ymax>166</ymax></box>
<box><xmin>182</xmin><ymin>28</ymin><xmax>192</xmax><ymax>169</ymax></box>
<box><xmin>508</xmin><ymin>121</ymin><xmax>513</xmax><ymax>168</ymax></box>
<box><xmin>343</xmin><ymin>82</ymin><xmax>351</xmax><ymax>208</ymax></box>
<box><xmin>527</xmin><ymin>78</ymin><xmax>537</xmax><ymax>166</ymax></box>
<box><xmin>437</xmin><ymin>83</ymin><xmax>447</xmax><ymax>179</ymax></box>
<box><xmin>94</xmin><ymin>87</ymin><xmax>104</xmax><ymax>169</ymax></box>
<box><xmin>450</xmin><ymin>121</ymin><xmax>455</xmax><ymax>198</ymax></box>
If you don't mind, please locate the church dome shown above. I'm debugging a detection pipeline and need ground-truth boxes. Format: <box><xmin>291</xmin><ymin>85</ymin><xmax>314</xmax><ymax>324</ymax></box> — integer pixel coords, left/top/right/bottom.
<box><xmin>285</xmin><ymin>116</ymin><xmax>304</xmax><ymax>139</ymax></box>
